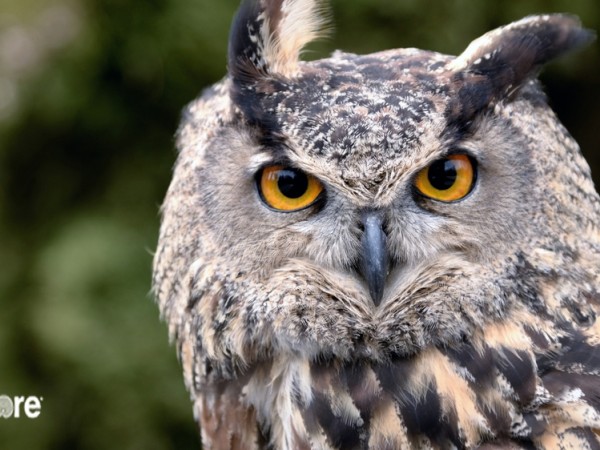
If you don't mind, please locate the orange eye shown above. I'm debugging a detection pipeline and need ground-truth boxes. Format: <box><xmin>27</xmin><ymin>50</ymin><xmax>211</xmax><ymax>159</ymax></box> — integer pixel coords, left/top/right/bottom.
<box><xmin>414</xmin><ymin>154</ymin><xmax>475</xmax><ymax>202</ymax></box>
<box><xmin>259</xmin><ymin>165</ymin><xmax>324</xmax><ymax>211</ymax></box>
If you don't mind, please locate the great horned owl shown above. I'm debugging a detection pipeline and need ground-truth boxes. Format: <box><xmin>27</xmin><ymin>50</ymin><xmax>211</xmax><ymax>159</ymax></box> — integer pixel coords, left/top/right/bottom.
<box><xmin>153</xmin><ymin>1</ymin><xmax>600</xmax><ymax>448</ymax></box>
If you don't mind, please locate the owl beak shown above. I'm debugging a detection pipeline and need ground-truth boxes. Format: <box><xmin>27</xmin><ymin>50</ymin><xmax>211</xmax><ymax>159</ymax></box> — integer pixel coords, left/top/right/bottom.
<box><xmin>359</xmin><ymin>211</ymin><xmax>390</xmax><ymax>307</ymax></box>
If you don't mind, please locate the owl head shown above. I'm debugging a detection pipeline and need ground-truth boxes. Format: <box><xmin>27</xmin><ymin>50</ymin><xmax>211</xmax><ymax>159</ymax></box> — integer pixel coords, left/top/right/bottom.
<box><xmin>153</xmin><ymin>0</ymin><xmax>598</xmax><ymax>388</ymax></box>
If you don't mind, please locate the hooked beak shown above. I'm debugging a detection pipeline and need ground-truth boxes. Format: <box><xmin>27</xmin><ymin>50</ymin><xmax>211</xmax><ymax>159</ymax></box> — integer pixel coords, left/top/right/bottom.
<box><xmin>358</xmin><ymin>211</ymin><xmax>390</xmax><ymax>306</ymax></box>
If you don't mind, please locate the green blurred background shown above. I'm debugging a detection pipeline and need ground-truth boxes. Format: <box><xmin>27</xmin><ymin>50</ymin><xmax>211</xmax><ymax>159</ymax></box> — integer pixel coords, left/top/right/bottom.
<box><xmin>0</xmin><ymin>0</ymin><xmax>597</xmax><ymax>448</ymax></box>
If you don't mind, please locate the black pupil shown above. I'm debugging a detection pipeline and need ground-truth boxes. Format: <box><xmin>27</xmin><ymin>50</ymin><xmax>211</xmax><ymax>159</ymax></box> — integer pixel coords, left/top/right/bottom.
<box><xmin>277</xmin><ymin>169</ymin><xmax>308</xmax><ymax>198</ymax></box>
<box><xmin>428</xmin><ymin>159</ymin><xmax>457</xmax><ymax>190</ymax></box>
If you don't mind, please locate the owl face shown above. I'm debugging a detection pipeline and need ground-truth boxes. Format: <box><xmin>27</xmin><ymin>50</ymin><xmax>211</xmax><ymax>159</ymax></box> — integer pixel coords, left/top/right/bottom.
<box><xmin>199</xmin><ymin>49</ymin><xmax>536</xmax><ymax>300</ymax></box>
<box><xmin>154</xmin><ymin>0</ymin><xmax>597</xmax><ymax>375</ymax></box>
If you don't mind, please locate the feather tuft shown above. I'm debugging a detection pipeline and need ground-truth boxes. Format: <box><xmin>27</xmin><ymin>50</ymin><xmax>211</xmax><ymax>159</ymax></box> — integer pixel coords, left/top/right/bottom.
<box><xmin>229</xmin><ymin>0</ymin><xmax>330</xmax><ymax>80</ymax></box>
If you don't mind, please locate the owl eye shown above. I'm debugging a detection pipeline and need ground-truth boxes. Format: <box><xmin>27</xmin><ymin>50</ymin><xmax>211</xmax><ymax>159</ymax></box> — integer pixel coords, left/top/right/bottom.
<box><xmin>414</xmin><ymin>154</ymin><xmax>475</xmax><ymax>202</ymax></box>
<box><xmin>258</xmin><ymin>165</ymin><xmax>324</xmax><ymax>211</ymax></box>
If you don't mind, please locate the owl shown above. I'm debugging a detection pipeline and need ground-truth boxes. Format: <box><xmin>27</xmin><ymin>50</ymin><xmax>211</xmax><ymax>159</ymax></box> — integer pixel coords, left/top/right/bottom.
<box><xmin>152</xmin><ymin>0</ymin><xmax>600</xmax><ymax>448</ymax></box>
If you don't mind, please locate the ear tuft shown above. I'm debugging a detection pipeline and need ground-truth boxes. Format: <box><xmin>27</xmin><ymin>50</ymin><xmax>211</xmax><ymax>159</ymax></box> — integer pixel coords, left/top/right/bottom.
<box><xmin>448</xmin><ymin>14</ymin><xmax>595</xmax><ymax>120</ymax></box>
<box><xmin>228</xmin><ymin>0</ymin><xmax>329</xmax><ymax>82</ymax></box>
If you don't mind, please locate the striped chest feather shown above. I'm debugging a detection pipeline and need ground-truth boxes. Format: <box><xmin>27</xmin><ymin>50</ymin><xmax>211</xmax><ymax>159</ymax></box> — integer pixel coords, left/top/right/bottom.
<box><xmin>198</xmin><ymin>317</ymin><xmax>600</xmax><ymax>450</ymax></box>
